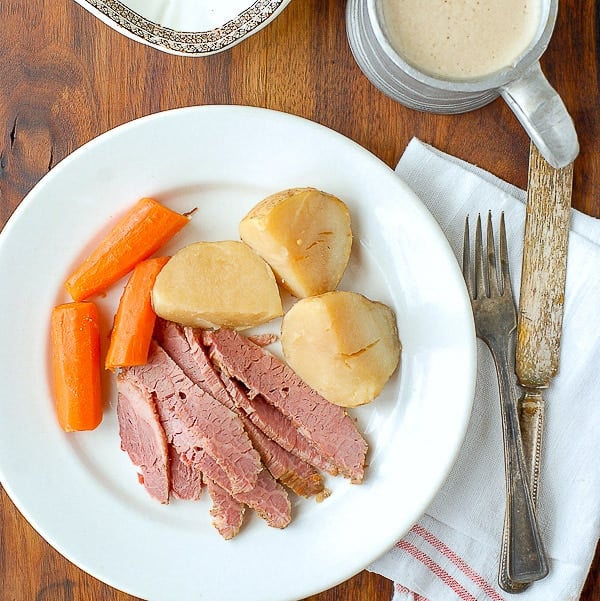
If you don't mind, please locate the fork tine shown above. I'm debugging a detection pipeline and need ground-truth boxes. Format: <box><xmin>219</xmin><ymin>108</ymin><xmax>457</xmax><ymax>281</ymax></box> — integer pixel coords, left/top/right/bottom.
<box><xmin>487</xmin><ymin>212</ymin><xmax>501</xmax><ymax>297</ymax></box>
<box><xmin>499</xmin><ymin>212</ymin><xmax>513</xmax><ymax>296</ymax></box>
<box><xmin>463</xmin><ymin>216</ymin><xmax>473</xmax><ymax>297</ymax></box>
<box><xmin>475</xmin><ymin>214</ymin><xmax>487</xmax><ymax>299</ymax></box>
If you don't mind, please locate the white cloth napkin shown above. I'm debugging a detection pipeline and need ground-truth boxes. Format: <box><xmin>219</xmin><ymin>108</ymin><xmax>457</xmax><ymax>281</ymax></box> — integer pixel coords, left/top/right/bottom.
<box><xmin>368</xmin><ymin>139</ymin><xmax>600</xmax><ymax>601</ymax></box>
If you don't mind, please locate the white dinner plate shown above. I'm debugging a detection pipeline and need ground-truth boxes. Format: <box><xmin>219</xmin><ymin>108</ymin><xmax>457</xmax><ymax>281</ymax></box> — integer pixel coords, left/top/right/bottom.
<box><xmin>0</xmin><ymin>105</ymin><xmax>476</xmax><ymax>601</ymax></box>
<box><xmin>73</xmin><ymin>0</ymin><xmax>292</xmax><ymax>56</ymax></box>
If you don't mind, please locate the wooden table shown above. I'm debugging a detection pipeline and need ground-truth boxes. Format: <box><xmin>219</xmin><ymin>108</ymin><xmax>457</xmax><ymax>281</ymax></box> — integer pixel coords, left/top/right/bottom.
<box><xmin>0</xmin><ymin>1</ymin><xmax>598</xmax><ymax>599</ymax></box>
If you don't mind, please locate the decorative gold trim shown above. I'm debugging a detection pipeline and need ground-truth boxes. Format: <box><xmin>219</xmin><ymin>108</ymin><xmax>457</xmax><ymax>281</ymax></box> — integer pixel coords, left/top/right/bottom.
<box><xmin>82</xmin><ymin>0</ymin><xmax>287</xmax><ymax>55</ymax></box>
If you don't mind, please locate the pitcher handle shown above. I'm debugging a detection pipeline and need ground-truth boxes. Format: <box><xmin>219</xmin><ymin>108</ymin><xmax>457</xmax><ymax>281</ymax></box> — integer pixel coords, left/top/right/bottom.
<box><xmin>500</xmin><ymin>61</ymin><xmax>579</xmax><ymax>168</ymax></box>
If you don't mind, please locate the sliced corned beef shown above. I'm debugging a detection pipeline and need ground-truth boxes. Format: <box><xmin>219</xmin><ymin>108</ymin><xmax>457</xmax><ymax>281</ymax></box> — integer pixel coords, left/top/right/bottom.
<box><xmin>154</xmin><ymin>319</ymin><xmax>235</xmax><ymax>412</ymax></box>
<box><xmin>222</xmin><ymin>374</ymin><xmax>339</xmax><ymax>477</ymax></box>
<box><xmin>247</xmin><ymin>332</ymin><xmax>279</xmax><ymax>347</ymax></box>
<box><xmin>243</xmin><ymin>414</ymin><xmax>325</xmax><ymax>498</ymax></box>
<box><xmin>198</xmin><ymin>451</ymin><xmax>291</xmax><ymax>529</ymax></box>
<box><xmin>123</xmin><ymin>341</ymin><xmax>262</xmax><ymax>495</ymax></box>
<box><xmin>204</xmin><ymin>328</ymin><xmax>368</xmax><ymax>483</ymax></box>
<box><xmin>116</xmin><ymin>376</ymin><xmax>170</xmax><ymax>504</ymax></box>
<box><xmin>232</xmin><ymin>469</ymin><xmax>291</xmax><ymax>529</ymax></box>
<box><xmin>169</xmin><ymin>445</ymin><xmax>203</xmax><ymax>501</ymax></box>
<box><xmin>158</xmin><ymin>321</ymin><xmax>325</xmax><ymax>498</ymax></box>
<box><xmin>206</xmin><ymin>479</ymin><xmax>246</xmax><ymax>540</ymax></box>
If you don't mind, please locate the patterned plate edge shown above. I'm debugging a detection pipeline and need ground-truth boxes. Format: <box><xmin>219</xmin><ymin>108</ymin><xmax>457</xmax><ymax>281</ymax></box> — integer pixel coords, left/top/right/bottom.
<box><xmin>81</xmin><ymin>0</ymin><xmax>288</xmax><ymax>55</ymax></box>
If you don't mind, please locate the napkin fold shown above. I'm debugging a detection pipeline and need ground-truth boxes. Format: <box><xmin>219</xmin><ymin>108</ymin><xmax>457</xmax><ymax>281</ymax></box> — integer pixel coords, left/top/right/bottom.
<box><xmin>369</xmin><ymin>139</ymin><xmax>600</xmax><ymax>601</ymax></box>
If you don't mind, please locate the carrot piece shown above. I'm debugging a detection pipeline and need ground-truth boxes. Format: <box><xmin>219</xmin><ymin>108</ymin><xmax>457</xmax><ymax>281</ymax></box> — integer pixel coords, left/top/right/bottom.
<box><xmin>105</xmin><ymin>256</ymin><xmax>170</xmax><ymax>371</ymax></box>
<box><xmin>51</xmin><ymin>302</ymin><xmax>103</xmax><ymax>432</ymax></box>
<box><xmin>65</xmin><ymin>197</ymin><xmax>190</xmax><ymax>301</ymax></box>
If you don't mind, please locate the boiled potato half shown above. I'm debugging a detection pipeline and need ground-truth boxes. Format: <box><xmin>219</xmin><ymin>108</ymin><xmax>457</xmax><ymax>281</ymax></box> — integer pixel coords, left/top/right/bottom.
<box><xmin>239</xmin><ymin>187</ymin><xmax>352</xmax><ymax>298</ymax></box>
<box><xmin>281</xmin><ymin>291</ymin><xmax>401</xmax><ymax>407</ymax></box>
<box><xmin>151</xmin><ymin>240</ymin><xmax>283</xmax><ymax>329</ymax></box>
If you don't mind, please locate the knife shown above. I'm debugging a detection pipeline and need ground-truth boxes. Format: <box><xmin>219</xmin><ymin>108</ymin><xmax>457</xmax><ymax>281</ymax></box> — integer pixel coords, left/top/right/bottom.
<box><xmin>499</xmin><ymin>140</ymin><xmax>573</xmax><ymax>592</ymax></box>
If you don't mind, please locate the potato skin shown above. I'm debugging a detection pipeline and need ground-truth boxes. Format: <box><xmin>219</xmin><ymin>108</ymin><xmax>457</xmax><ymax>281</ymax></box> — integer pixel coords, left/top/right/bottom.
<box><xmin>151</xmin><ymin>240</ymin><xmax>283</xmax><ymax>330</ymax></box>
<box><xmin>239</xmin><ymin>187</ymin><xmax>352</xmax><ymax>298</ymax></box>
<box><xmin>281</xmin><ymin>291</ymin><xmax>401</xmax><ymax>407</ymax></box>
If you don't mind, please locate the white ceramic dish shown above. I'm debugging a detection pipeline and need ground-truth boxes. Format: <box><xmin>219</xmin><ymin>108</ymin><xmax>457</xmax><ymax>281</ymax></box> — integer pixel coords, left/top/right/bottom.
<box><xmin>73</xmin><ymin>0</ymin><xmax>292</xmax><ymax>56</ymax></box>
<box><xmin>0</xmin><ymin>105</ymin><xmax>476</xmax><ymax>601</ymax></box>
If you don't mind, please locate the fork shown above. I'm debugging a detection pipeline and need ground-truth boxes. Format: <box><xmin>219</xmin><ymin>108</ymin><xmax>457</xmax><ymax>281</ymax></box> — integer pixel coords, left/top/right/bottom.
<box><xmin>463</xmin><ymin>213</ymin><xmax>548</xmax><ymax>586</ymax></box>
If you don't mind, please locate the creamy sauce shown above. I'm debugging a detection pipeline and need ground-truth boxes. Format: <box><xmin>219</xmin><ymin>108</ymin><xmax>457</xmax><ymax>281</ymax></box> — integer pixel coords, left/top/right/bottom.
<box><xmin>381</xmin><ymin>0</ymin><xmax>542</xmax><ymax>80</ymax></box>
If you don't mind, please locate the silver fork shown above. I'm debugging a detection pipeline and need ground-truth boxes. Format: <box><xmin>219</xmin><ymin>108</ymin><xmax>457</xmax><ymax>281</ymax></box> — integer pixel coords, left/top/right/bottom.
<box><xmin>463</xmin><ymin>213</ymin><xmax>548</xmax><ymax>587</ymax></box>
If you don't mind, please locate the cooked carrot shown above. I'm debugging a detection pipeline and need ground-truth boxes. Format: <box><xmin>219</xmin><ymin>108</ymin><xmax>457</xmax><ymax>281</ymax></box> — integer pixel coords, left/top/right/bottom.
<box><xmin>51</xmin><ymin>302</ymin><xmax>103</xmax><ymax>432</ymax></box>
<box><xmin>65</xmin><ymin>197</ymin><xmax>190</xmax><ymax>301</ymax></box>
<box><xmin>105</xmin><ymin>256</ymin><xmax>170</xmax><ymax>371</ymax></box>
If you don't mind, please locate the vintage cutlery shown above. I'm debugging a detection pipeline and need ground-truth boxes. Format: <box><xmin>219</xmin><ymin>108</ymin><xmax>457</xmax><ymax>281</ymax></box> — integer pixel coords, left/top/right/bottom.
<box><xmin>463</xmin><ymin>213</ymin><xmax>548</xmax><ymax>587</ymax></box>
<box><xmin>498</xmin><ymin>141</ymin><xmax>573</xmax><ymax>592</ymax></box>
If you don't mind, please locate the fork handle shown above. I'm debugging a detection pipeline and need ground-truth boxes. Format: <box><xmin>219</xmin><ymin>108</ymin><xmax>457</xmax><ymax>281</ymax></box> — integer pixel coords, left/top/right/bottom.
<box><xmin>499</xmin><ymin>389</ymin><xmax>546</xmax><ymax>591</ymax></box>
<box><xmin>491</xmin><ymin>342</ymin><xmax>548</xmax><ymax>585</ymax></box>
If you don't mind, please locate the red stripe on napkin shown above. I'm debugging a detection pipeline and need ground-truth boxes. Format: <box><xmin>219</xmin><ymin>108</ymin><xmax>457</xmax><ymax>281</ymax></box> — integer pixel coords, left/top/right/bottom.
<box><xmin>411</xmin><ymin>524</ymin><xmax>506</xmax><ymax>601</ymax></box>
<box><xmin>395</xmin><ymin>582</ymin><xmax>431</xmax><ymax>600</ymax></box>
<box><xmin>396</xmin><ymin>540</ymin><xmax>478</xmax><ymax>601</ymax></box>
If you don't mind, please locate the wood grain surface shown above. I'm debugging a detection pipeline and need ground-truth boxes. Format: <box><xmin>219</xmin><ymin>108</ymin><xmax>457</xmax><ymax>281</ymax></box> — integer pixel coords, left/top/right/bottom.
<box><xmin>1</xmin><ymin>1</ymin><xmax>599</xmax><ymax>600</ymax></box>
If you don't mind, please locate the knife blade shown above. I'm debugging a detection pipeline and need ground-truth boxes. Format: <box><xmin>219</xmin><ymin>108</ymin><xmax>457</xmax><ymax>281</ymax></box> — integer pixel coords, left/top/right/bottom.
<box><xmin>499</xmin><ymin>140</ymin><xmax>573</xmax><ymax>592</ymax></box>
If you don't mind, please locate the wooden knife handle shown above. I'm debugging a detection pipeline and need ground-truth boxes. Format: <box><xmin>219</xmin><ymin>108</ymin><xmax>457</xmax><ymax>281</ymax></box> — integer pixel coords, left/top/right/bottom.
<box><xmin>519</xmin><ymin>389</ymin><xmax>545</xmax><ymax>504</ymax></box>
<box><xmin>516</xmin><ymin>142</ymin><xmax>573</xmax><ymax>387</ymax></box>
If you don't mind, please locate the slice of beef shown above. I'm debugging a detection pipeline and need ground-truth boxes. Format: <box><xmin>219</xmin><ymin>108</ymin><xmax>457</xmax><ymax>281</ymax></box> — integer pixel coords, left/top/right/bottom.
<box><xmin>154</xmin><ymin>319</ymin><xmax>236</xmax><ymax>411</ymax></box>
<box><xmin>206</xmin><ymin>479</ymin><xmax>246</xmax><ymax>540</ymax></box>
<box><xmin>222</xmin><ymin>374</ymin><xmax>339</xmax><ymax>477</ymax></box>
<box><xmin>204</xmin><ymin>328</ymin><xmax>368</xmax><ymax>483</ymax></box>
<box><xmin>247</xmin><ymin>332</ymin><xmax>279</xmax><ymax>347</ymax></box>
<box><xmin>242</xmin><ymin>413</ymin><xmax>325</xmax><ymax>498</ymax></box>
<box><xmin>234</xmin><ymin>469</ymin><xmax>291</xmax><ymax>528</ymax></box>
<box><xmin>116</xmin><ymin>377</ymin><xmax>169</xmax><ymax>504</ymax></box>
<box><xmin>198</xmin><ymin>451</ymin><xmax>291</xmax><ymax>529</ymax></box>
<box><xmin>169</xmin><ymin>445</ymin><xmax>203</xmax><ymax>501</ymax></box>
<box><xmin>157</xmin><ymin>320</ymin><xmax>325</xmax><ymax>498</ymax></box>
<box><xmin>123</xmin><ymin>340</ymin><xmax>262</xmax><ymax>495</ymax></box>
